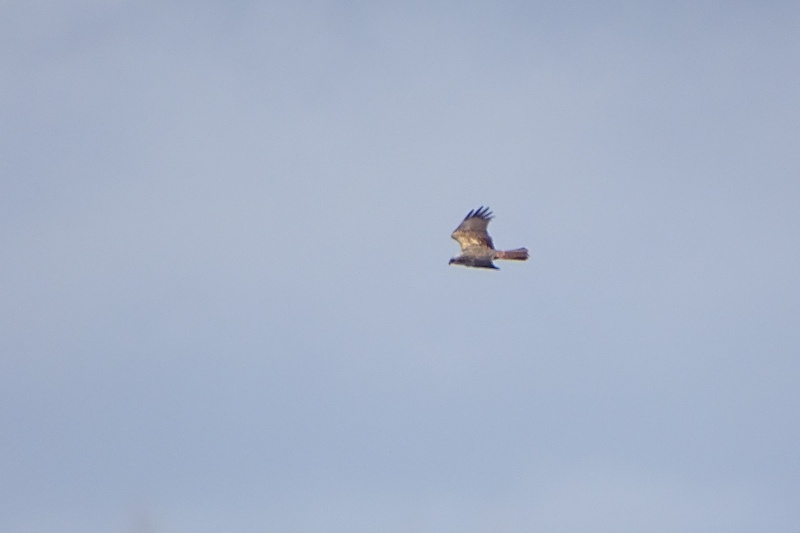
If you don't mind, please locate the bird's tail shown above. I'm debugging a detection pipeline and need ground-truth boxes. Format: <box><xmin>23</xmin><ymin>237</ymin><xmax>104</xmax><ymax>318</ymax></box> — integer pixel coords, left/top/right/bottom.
<box><xmin>496</xmin><ymin>247</ymin><xmax>529</xmax><ymax>261</ymax></box>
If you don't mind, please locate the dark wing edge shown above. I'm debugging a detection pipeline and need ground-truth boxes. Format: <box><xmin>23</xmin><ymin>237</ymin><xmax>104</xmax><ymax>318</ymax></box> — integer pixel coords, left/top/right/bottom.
<box><xmin>462</xmin><ymin>206</ymin><xmax>493</xmax><ymax>222</ymax></box>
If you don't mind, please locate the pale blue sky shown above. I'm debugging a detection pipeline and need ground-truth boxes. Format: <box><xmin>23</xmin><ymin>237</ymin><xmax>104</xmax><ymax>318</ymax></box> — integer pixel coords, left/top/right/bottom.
<box><xmin>2</xmin><ymin>2</ymin><xmax>799</xmax><ymax>531</ymax></box>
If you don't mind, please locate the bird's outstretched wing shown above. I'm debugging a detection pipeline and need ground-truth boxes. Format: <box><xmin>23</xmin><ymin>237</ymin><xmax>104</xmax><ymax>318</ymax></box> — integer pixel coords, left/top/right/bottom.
<box><xmin>451</xmin><ymin>206</ymin><xmax>495</xmax><ymax>251</ymax></box>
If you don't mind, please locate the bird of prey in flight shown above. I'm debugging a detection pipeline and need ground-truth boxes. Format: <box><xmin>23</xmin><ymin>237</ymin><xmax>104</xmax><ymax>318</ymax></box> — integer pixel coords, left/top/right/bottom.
<box><xmin>449</xmin><ymin>206</ymin><xmax>528</xmax><ymax>270</ymax></box>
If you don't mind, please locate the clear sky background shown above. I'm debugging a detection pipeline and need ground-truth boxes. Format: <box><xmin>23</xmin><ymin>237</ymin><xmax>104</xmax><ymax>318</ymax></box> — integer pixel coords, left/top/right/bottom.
<box><xmin>2</xmin><ymin>2</ymin><xmax>799</xmax><ymax>532</ymax></box>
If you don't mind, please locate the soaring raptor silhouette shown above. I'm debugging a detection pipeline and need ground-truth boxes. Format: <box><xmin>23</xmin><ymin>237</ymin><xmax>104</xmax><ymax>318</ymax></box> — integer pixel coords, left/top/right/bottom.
<box><xmin>448</xmin><ymin>206</ymin><xmax>528</xmax><ymax>270</ymax></box>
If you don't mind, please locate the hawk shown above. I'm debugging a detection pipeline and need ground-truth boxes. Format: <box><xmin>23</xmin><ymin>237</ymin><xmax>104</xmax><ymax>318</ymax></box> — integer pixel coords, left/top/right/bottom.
<box><xmin>449</xmin><ymin>206</ymin><xmax>528</xmax><ymax>270</ymax></box>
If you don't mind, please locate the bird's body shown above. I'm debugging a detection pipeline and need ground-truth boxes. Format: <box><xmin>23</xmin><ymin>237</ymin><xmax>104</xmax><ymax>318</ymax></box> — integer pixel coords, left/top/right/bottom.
<box><xmin>449</xmin><ymin>206</ymin><xmax>528</xmax><ymax>269</ymax></box>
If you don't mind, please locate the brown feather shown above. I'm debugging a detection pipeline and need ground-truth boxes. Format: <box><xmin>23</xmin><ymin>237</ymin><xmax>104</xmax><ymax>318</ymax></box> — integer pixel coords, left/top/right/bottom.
<box><xmin>451</xmin><ymin>206</ymin><xmax>495</xmax><ymax>251</ymax></box>
<box><xmin>495</xmin><ymin>247</ymin><xmax>529</xmax><ymax>261</ymax></box>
